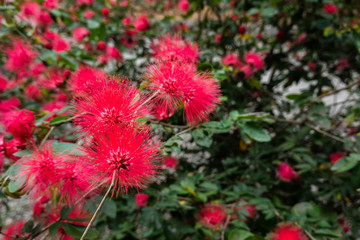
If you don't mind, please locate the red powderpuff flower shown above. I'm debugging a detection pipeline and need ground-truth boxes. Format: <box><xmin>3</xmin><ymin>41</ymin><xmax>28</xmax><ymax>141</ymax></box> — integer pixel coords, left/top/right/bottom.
<box><xmin>5</xmin><ymin>40</ymin><xmax>37</xmax><ymax>73</ymax></box>
<box><xmin>178</xmin><ymin>0</ymin><xmax>189</xmax><ymax>11</ymax></box>
<box><xmin>244</xmin><ymin>52</ymin><xmax>264</xmax><ymax>70</ymax></box>
<box><xmin>73</xmin><ymin>27</ymin><xmax>90</xmax><ymax>42</ymax></box>
<box><xmin>145</xmin><ymin>61</ymin><xmax>193</xmax><ymax>115</ymax></box>
<box><xmin>4</xmin><ymin>109</ymin><xmax>35</xmax><ymax>141</ymax></box>
<box><xmin>58</xmin><ymin>160</ymin><xmax>93</xmax><ymax>205</ymax></box>
<box><xmin>81</xmin><ymin>124</ymin><xmax>162</xmax><ymax>196</ymax></box>
<box><xmin>97</xmin><ymin>41</ymin><xmax>107</xmax><ymax>51</ymax></box>
<box><xmin>38</xmin><ymin>11</ymin><xmax>53</xmax><ymax>26</ymax></box>
<box><xmin>136</xmin><ymin>193</ymin><xmax>149</xmax><ymax>208</ymax></box>
<box><xmin>152</xmin><ymin>102</ymin><xmax>174</xmax><ymax>120</ymax></box>
<box><xmin>152</xmin><ymin>34</ymin><xmax>199</xmax><ymax>66</ymax></box>
<box><xmin>277</xmin><ymin>163</ymin><xmax>299</xmax><ymax>183</ymax></box>
<box><xmin>232</xmin><ymin>200</ymin><xmax>257</xmax><ymax>221</ymax></box>
<box><xmin>198</xmin><ymin>203</ymin><xmax>227</xmax><ymax>230</ymax></box>
<box><xmin>84</xmin><ymin>9</ymin><xmax>95</xmax><ymax>19</ymax></box>
<box><xmin>308</xmin><ymin>62</ymin><xmax>316</xmax><ymax>71</ymax></box>
<box><xmin>134</xmin><ymin>15</ymin><xmax>150</xmax><ymax>31</ymax></box>
<box><xmin>270</xmin><ymin>223</ymin><xmax>308</xmax><ymax>240</ymax></box>
<box><xmin>0</xmin><ymin>74</ymin><xmax>8</xmax><ymax>91</ymax></box>
<box><xmin>323</xmin><ymin>3</ymin><xmax>338</xmax><ymax>14</ymax></box>
<box><xmin>43</xmin><ymin>99</ymin><xmax>67</xmax><ymax>121</ymax></box>
<box><xmin>215</xmin><ymin>34</ymin><xmax>222</xmax><ymax>43</ymax></box>
<box><xmin>122</xmin><ymin>15</ymin><xmax>132</xmax><ymax>25</ymax></box>
<box><xmin>330</xmin><ymin>152</ymin><xmax>346</xmax><ymax>164</ymax></box>
<box><xmin>182</xmin><ymin>73</ymin><xmax>221</xmax><ymax>125</ymax></box>
<box><xmin>44</xmin><ymin>0</ymin><xmax>58</xmax><ymax>9</ymax></box>
<box><xmin>102</xmin><ymin>7</ymin><xmax>110</xmax><ymax>17</ymax></box>
<box><xmin>222</xmin><ymin>53</ymin><xmax>240</xmax><ymax>67</ymax></box>
<box><xmin>2</xmin><ymin>221</ymin><xmax>26</xmax><ymax>240</ymax></box>
<box><xmin>0</xmin><ymin>97</ymin><xmax>20</xmax><ymax>113</ymax></box>
<box><xmin>74</xmin><ymin>76</ymin><xmax>148</xmax><ymax>135</ymax></box>
<box><xmin>68</xmin><ymin>67</ymin><xmax>106</xmax><ymax>94</ymax></box>
<box><xmin>106</xmin><ymin>46</ymin><xmax>123</xmax><ymax>60</ymax></box>
<box><xmin>163</xmin><ymin>156</ymin><xmax>178</xmax><ymax>171</ymax></box>
<box><xmin>239</xmin><ymin>25</ymin><xmax>246</xmax><ymax>35</ymax></box>
<box><xmin>16</xmin><ymin>142</ymin><xmax>65</xmax><ymax>199</ymax></box>
<box><xmin>4</xmin><ymin>138</ymin><xmax>26</xmax><ymax>161</ymax></box>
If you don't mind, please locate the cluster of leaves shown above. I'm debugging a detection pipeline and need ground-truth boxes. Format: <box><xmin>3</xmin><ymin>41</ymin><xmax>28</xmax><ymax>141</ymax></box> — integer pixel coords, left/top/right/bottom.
<box><xmin>1</xmin><ymin>0</ymin><xmax>360</xmax><ymax>239</ymax></box>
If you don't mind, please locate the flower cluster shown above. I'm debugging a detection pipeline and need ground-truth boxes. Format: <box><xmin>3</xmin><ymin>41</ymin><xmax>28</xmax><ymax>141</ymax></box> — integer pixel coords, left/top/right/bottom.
<box><xmin>222</xmin><ymin>51</ymin><xmax>264</xmax><ymax>79</ymax></box>
<box><xmin>146</xmin><ymin>35</ymin><xmax>221</xmax><ymax>125</ymax></box>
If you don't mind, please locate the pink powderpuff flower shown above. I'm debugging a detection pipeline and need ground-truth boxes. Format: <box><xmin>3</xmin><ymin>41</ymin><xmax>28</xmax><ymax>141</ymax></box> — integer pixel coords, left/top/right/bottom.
<box><xmin>5</xmin><ymin>40</ymin><xmax>37</xmax><ymax>73</ymax></box>
<box><xmin>73</xmin><ymin>27</ymin><xmax>90</xmax><ymax>42</ymax></box>
<box><xmin>2</xmin><ymin>221</ymin><xmax>26</xmax><ymax>240</ymax></box>
<box><xmin>178</xmin><ymin>0</ymin><xmax>189</xmax><ymax>11</ymax></box>
<box><xmin>244</xmin><ymin>52</ymin><xmax>264</xmax><ymax>70</ymax></box>
<box><xmin>44</xmin><ymin>0</ymin><xmax>58</xmax><ymax>9</ymax></box>
<box><xmin>152</xmin><ymin>34</ymin><xmax>199</xmax><ymax>66</ymax></box>
<box><xmin>222</xmin><ymin>53</ymin><xmax>240</xmax><ymax>67</ymax></box>
<box><xmin>3</xmin><ymin>109</ymin><xmax>35</xmax><ymax>141</ymax></box>
<box><xmin>182</xmin><ymin>73</ymin><xmax>221</xmax><ymax>125</ymax></box>
<box><xmin>58</xmin><ymin>160</ymin><xmax>93</xmax><ymax>205</ymax></box>
<box><xmin>73</xmin><ymin>76</ymin><xmax>148</xmax><ymax>135</ymax></box>
<box><xmin>16</xmin><ymin>142</ymin><xmax>65</xmax><ymax>199</ymax></box>
<box><xmin>323</xmin><ymin>3</ymin><xmax>338</xmax><ymax>14</ymax></box>
<box><xmin>136</xmin><ymin>193</ymin><xmax>149</xmax><ymax>208</ymax></box>
<box><xmin>330</xmin><ymin>152</ymin><xmax>346</xmax><ymax>164</ymax></box>
<box><xmin>43</xmin><ymin>30</ymin><xmax>70</xmax><ymax>52</ymax></box>
<box><xmin>270</xmin><ymin>223</ymin><xmax>308</xmax><ymax>240</ymax></box>
<box><xmin>198</xmin><ymin>203</ymin><xmax>227</xmax><ymax>230</ymax></box>
<box><xmin>163</xmin><ymin>156</ymin><xmax>178</xmax><ymax>171</ymax></box>
<box><xmin>68</xmin><ymin>67</ymin><xmax>106</xmax><ymax>94</ymax></box>
<box><xmin>0</xmin><ymin>74</ymin><xmax>8</xmax><ymax>91</ymax></box>
<box><xmin>106</xmin><ymin>46</ymin><xmax>123</xmax><ymax>60</ymax></box>
<box><xmin>19</xmin><ymin>2</ymin><xmax>41</xmax><ymax>25</ymax></box>
<box><xmin>134</xmin><ymin>15</ymin><xmax>150</xmax><ymax>31</ymax></box>
<box><xmin>81</xmin><ymin>124</ymin><xmax>162</xmax><ymax>196</ymax></box>
<box><xmin>277</xmin><ymin>163</ymin><xmax>299</xmax><ymax>183</ymax></box>
<box><xmin>296</xmin><ymin>33</ymin><xmax>306</xmax><ymax>44</ymax></box>
<box><xmin>84</xmin><ymin>9</ymin><xmax>95</xmax><ymax>19</ymax></box>
<box><xmin>0</xmin><ymin>135</ymin><xmax>4</xmax><ymax>172</ymax></box>
<box><xmin>256</xmin><ymin>33</ymin><xmax>263</xmax><ymax>40</ymax></box>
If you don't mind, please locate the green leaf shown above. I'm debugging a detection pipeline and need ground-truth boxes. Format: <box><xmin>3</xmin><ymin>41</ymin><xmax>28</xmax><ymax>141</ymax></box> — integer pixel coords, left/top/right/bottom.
<box><xmin>50</xmin><ymin>115</ymin><xmax>71</xmax><ymax>125</ymax></box>
<box><xmin>13</xmin><ymin>149</ymin><xmax>31</xmax><ymax>157</ymax></box>
<box><xmin>8</xmin><ymin>177</ymin><xmax>26</xmax><ymax>193</ymax></box>
<box><xmin>103</xmin><ymin>199</ymin><xmax>117</xmax><ymax>219</ymax></box>
<box><xmin>49</xmin><ymin>221</ymin><xmax>62</xmax><ymax>237</ymax></box>
<box><xmin>331</xmin><ymin>153</ymin><xmax>360</xmax><ymax>173</ymax></box>
<box><xmin>191</xmin><ymin>129</ymin><xmax>212</xmax><ymax>147</ymax></box>
<box><xmin>314</xmin><ymin>229</ymin><xmax>341</xmax><ymax>238</ymax></box>
<box><xmin>86</xmin><ymin>19</ymin><xmax>100</xmax><ymax>29</ymax></box>
<box><xmin>63</xmin><ymin>223</ymin><xmax>98</xmax><ymax>239</ymax></box>
<box><xmin>60</xmin><ymin>206</ymin><xmax>74</xmax><ymax>220</ymax></box>
<box><xmin>241</xmin><ymin>123</ymin><xmax>271</xmax><ymax>142</ymax></box>
<box><xmin>229</xmin><ymin>229</ymin><xmax>254</xmax><ymax>240</ymax></box>
<box><xmin>21</xmin><ymin>220</ymin><xmax>34</xmax><ymax>234</ymax></box>
<box><xmin>261</xmin><ymin>7</ymin><xmax>279</xmax><ymax>18</ymax></box>
<box><xmin>51</xmin><ymin>141</ymin><xmax>83</xmax><ymax>155</ymax></box>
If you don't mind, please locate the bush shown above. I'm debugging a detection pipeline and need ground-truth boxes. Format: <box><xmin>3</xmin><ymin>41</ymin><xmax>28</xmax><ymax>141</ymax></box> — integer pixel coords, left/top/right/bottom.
<box><xmin>1</xmin><ymin>0</ymin><xmax>360</xmax><ymax>239</ymax></box>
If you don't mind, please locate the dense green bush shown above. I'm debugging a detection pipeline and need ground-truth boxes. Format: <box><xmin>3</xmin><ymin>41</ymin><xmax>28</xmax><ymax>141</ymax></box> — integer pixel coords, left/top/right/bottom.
<box><xmin>1</xmin><ymin>0</ymin><xmax>360</xmax><ymax>239</ymax></box>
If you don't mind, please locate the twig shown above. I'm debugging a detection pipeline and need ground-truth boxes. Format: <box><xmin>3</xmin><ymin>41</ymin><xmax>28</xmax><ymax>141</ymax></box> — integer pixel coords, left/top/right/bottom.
<box><xmin>0</xmin><ymin>231</ymin><xmax>16</xmax><ymax>239</ymax></box>
<box><xmin>40</xmin><ymin>126</ymin><xmax>55</xmax><ymax>146</ymax></box>
<box><xmin>151</xmin><ymin>121</ymin><xmax>189</xmax><ymax>129</ymax></box>
<box><xmin>319</xmin><ymin>80</ymin><xmax>360</xmax><ymax>99</ymax></box>
<box><xmin>174</xmin><ymin>127</ymin><xmax>194</xmax><ymax>137</ymax></box>
<box><xmin>136</xmin><ymin>90</ymin><xmax>160</xmax><ymax>112</ymax></box>
<box><xmin>80</xmin><ymin>170</ymin><xmax>116</xmax><ymax>240</ymax></box>
<box><xmin>305</xmin><ymin>123</ymin><xmax>344</xmax><ymax>143</ymax></box>
<box><xmin>294</xmin><ymin>223</ymin><xmax>316</xmax><ymax>240</ymax></box>
<box><xmin>221</xmin><ymin>205</ymin><xmax>233</xmax><ymax>240</ymax></box>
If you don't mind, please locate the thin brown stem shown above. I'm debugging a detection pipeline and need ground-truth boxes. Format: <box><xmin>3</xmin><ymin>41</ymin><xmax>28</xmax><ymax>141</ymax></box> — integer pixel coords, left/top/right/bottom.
<box><xmin>221</xmin><ymin>206</ymin><xmax>232</xmax><ymax>240</ymax></box>
<box><xmin>40</xmin><ymin>126</ymin><xmax>55</xmax><ymax>146</ymax></box>
<box><xmin>80</xmin><ymin>170</ymin><xmax>116</xmax><ymax>240</ymax></box>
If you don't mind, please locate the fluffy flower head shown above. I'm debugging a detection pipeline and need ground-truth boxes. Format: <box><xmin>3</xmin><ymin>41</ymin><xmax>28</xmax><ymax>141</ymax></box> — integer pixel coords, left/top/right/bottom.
<box><xmin>135</xmin><ymin>193</ymin><xmax>149</xmax><ymax>207</ymax></box>
<box><xmin>277</xmin><ymin>163</ymin><xmax>299</xmax><ymax>182</ymax></box>
<box><xmin>270</xmin><ymin>223</ymin><xmax>308</xmax><ymax>240</ymax></box>
<box><xmin>198</xmin><ymin>203</ymin><xmax>227</xmax><ymax>230</ymax></box>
